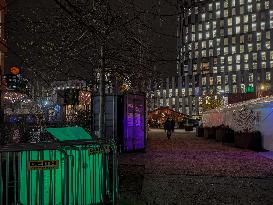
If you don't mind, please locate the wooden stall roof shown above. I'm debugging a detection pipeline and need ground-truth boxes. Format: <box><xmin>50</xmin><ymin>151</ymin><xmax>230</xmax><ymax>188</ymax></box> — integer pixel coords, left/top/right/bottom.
<box><xmin>148</xmin><ymin>107</ymin><xmax>188</xmax><ymax>122</ymax></box>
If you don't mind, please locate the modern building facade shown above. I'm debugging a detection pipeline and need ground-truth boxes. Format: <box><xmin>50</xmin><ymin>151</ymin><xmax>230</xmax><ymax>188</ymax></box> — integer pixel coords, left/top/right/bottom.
<box><xmin>150</xmin><ymin>0</ymin><xmax>273</xmax><ymax>117</ymax></box>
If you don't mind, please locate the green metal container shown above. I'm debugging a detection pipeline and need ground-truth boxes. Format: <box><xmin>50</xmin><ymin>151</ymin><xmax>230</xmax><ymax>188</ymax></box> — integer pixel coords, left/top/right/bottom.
<box><xmin>0</xmin><ymin>127</ymin><xmax>118</xmax><ymax>205</ymax></box>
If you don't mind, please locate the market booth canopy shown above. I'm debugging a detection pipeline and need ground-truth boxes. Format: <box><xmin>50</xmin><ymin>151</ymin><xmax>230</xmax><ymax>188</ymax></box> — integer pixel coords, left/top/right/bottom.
<box><xmin>45</xmin><ymin>126</ymin><xmax>93</xmax><ymax>141</ymax></box>
<box><xmin>148</xmin><ymin>107</ymin><xmax>188</xmax><ymax>127</ymax></box>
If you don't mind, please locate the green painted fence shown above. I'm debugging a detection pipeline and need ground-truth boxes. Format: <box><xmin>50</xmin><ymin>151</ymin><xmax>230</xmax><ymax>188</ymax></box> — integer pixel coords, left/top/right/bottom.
<box><xmin>0</xmin><ymin>140</ymin><xmax>118</xmax><ymax>205</ymax></box>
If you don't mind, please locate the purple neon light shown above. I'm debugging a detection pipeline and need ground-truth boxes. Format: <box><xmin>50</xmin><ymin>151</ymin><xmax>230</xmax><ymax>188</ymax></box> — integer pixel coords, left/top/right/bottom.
<box><xmin>123</xmin><ymin>94</ymin><xmax>145</xmax><ymax>151</ymax></box>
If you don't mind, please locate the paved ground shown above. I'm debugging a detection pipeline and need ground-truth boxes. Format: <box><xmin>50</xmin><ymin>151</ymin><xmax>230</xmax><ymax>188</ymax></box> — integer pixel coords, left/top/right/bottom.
<box><xmin>118</xmin><ymin>129</ymin><xmax>273</xmax><ymax>205</ymax></box>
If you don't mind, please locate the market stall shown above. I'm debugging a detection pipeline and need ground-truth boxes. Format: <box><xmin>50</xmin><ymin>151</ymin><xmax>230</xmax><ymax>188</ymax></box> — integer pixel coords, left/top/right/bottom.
<box><xmin>202</xmin><ymin>96</ymin><xmax>273</xmax><ymax>150</ymax></box>
<box><xmin>148</xmin><ymin>107</ymin><xmax>188</xmax><ymax>128</ymax></box>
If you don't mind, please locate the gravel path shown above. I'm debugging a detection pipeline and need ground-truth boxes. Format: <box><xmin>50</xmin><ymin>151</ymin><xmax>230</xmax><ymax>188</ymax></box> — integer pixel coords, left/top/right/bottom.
<box><xmin>119</xmin><ymin>129</ymin><xmax>273</xmax><ymax>205</ymax></box>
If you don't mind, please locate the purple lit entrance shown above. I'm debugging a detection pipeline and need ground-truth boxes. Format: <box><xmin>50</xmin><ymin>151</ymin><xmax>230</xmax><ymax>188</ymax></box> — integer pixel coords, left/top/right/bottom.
<box><xmin>123</xmin><ymin>94</ymin><xmax>146</xmax><ymax>151</ymax></box>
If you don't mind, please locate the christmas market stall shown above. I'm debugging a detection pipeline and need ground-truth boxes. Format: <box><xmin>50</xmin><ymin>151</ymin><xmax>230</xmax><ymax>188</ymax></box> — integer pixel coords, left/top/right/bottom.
<box><xmin>202</xmin><ymin>96</ymin><xmax>273</xmax><ymax>151</ymax></box>
<box><xmin>148</xmin><ymin>107</ymin><xmax>188</xmax><ymax>128</ymax></box>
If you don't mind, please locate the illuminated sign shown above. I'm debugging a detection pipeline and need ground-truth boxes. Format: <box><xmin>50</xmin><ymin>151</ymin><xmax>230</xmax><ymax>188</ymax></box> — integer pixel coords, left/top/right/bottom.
<box><xmin>28</xmin><ymin>160</ymin><xmax>59</xmax><ymax>170</ymax></box>
<box><xmin>10</xmin><ymin>66</ymin><xmax>21</xmax><ymax>75</ymax></box>
<box><xmin>246</xmin><ymin>85</ymin><xmax>254</xmax><ymax>93</ymax></box>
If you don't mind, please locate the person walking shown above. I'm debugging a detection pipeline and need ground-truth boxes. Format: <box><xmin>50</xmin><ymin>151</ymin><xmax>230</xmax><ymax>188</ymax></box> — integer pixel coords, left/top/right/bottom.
<box><xmin>164</xmin><ymin>118</ymin><xmax>173</xmax><ymax>139</ymax></box>
<box><xmin>171</xmin><ymin>119</ymin><xmax>175</xmax><ymax>133</ymax></box>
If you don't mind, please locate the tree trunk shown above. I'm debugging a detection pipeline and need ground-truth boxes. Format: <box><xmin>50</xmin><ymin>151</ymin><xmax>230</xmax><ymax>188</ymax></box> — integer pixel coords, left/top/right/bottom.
<box><xmin>99</xmin><ymin>45</ymin><xmax>105</xmax><ymax>138</ymax></box>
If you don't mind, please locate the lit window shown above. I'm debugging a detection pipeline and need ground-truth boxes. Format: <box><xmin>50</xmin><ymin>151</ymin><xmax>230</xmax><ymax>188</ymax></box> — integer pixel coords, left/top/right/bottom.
<box><xmin>266</xmin><ymin>41</ymin><xmax>270</xmax><ymax>49</ymax></box>
<box><xmin>236</xmin><ymin>26</ymin><xmax>240</xmax><ymax>34</ymax></box>
<box><xmin>206</xmin><ymin>23</ymin><xmax>210</xmax><ymax>30</ymax></box>
<box><xmin>216</xmin><ymin>2</ymin><xmax>220</xmax><ymax>10</ymax></box>
<box><xmin>232</xmin><ymin>46</ymin><xmax>236</xmax><ymax>54</ymax></box>
<box><xmin>232</xmin><ymin>0</ymin><xmax>235</xmax><ymax>7</ymax></box>
<box><xmin>245</xmin><ymin>64</ymin><xmax>249</xmax><ymax>70</ymax></box>
<box><xmin>244</xmin><ymin>54</ymin><xmax>249</xmax><ymax>63</ymax></box>
<box><xmin>232</xmin><ymin>85</ymin><xmax>237</xmax><ymax>93</ymax></box>
<box><xmin>224</xmin><ymin>38</ymin><xmax>228</xmax><ymax>46</ymax></box>
<box><xmin>209</xmin><ymin>3</ymin><xmax>213</xmax><ymax>11</ymax></box>
<box><xmin>228</xmin><ymin>18</ymin><xmax>232</xmax><ymax>26</ymax></box>
<box><xmin>202</xmin><ymin>77</ymin><xmax>206</xmax><ymax>85</ymax></box>
<box><xmin>266</xmin><ymin>72</ymin><xmax>271</xmax><ymax>81</ymax></box>
<box><xmin>216</xmin><ymin>11</ymin><xmax>221</xmax><ymax>18</ymax></box>
<box><xmin>270</xmin><ymin>20</ymin><xmax>273</xmax><ymax>28</ymax></box>
<box><xmin>213</xmin><ymin>21</ymin><xmax>217</xmax><ymax>29</ymax></box>
<box><xmin>261</xmin><ymin>51</ymin><xmax>266</xmax><ymax>61</ymax></box>
<box><xmin>228</xmin><ymin>66</ymin><xmax>232</xmax><ymax>72</ymax></box>
<box><xmin>244</xmin><ymin>24</ymin><xmax>248</xmax><ymax>32</ymax></box>
<box><xmin>224</xmin><ymin>10</ymin><xmax>228</xmax><ymax>17</ymax></box>
<box><xmin>209</xmin><ymin>77</ymin><xmax>214</xmax><ymax>85</ymax></box>
<box><xmin>236</xmin><ymin>55</ymin><xmax>241</xmax><ymax>63</ymax></box>
<box><xmin>224</xmin><ymin>1</ymin><xmax>228</xmax><ymax>8</ymax></box>
<box><xmin>253</xmin><ymin>53</ymin><xmax>257</xmax><ymax>62</ymax></box>
<box><xmin>199</xmin><ymin>33</ymin><xmax>202</xmax><ymax>40</ymax></box>
<box><xmin>213</xmin><ymin>67</ymin><xmax>218</xmax><ymax>73</ymax></box>
<box><xmin>213</xmin><ymin>30</ymin><xmax>216</xmax><ymax>38</ymax></box>
<box><xmin>236</xmin><ymin>16</ymin><xmax>240</xmax><ymax>24</ymax></box>
<box><xmin>244</xmin><ymin>15</ymin><xmax>248</xmax><ymax>22</ymax></box>
<box><xmin>206</xmin><ymin>31</ymin><xmax>210</xmax><ymax>39</ymax></box>
<box><xmin>270</xmin><ymin>51</ymin><xmax>273</xmax><ymax>60</ymax></box>
<box><xmin>232</xmin><ymin>75</ymin><xmax>237</xmax><ymax>83</ymax></box>
<box><xmin>209</xmin><ymin>40</ymin><xmax>213</xmax><ymax>47</ymax></box>
<box><xmin>257</xmin><ymin>43</ymin><xmax>261</xmax><ymax>50</ymax></box>
<box><xmin>217</xmin><ymin>76</ymin><xmax>221</xmax><ymax>85</ymax></box>
<box><xmin>249</xmin><ymin>73</ymin><xmax>253</xmax><ymax>82</ymax></box>
<box><xmin>221</xmin><ymin>57</ymin><xmax>225</xmax><ymax>64</ymax></box>
<box><xmin>202</xmin><ymin>41</ymin><xmax>206</xmax><ymax>48</ymax></box>
<box><xmin>261</xmin><ymin>22</ymin><xmax>265</xmax><ymax>30</ymax></box>
<box><xmin>248</xmin><ymin>5</ymin><xmax>252</xmax><ymax>12</ymax></box>
<box><xmin>228</xmin><ymin>56</ymin><xmax>232</xmax><ymax>64</ymax></box>
<box><xmin>265</xmin><ymin>1</ymin><xmax>270</xmax><ymax>9</ymax></box>
<box><xmin>252</xmin><ymin>14</ymin><xmax>256</xmax><ymax>22</ymax></box>
<box><xmin>240</xmin><ymin>45</ymin><xmax>244</xmax><ymax>53</ymax></box>
<box><xmin>228</xmin><ymin>27</ymin><xmax>232</xmax><ymax>35</ymax></box>
<box><xmin>236</xmin><ymin>65</ymin><xmax>240</xmax><ymax>71</ymax></box>
<box><xmin>224</xmin><ymin>47</ymin><xmax>228</xmax><ymax>54</ymax></box>
<box><xmin>248</xmin><ymin>44</ymin><xmax>253</xmax><ymax>52</ymax></box>
<box><xmin>240</xmin><ymin>6</ymin><xmax>244</xmax><ymax>14</ymax></box>
<box><xmin>217</xmin><ymin>48</ymin><xmax>221</xmax><ymax>55</ymax></box>
<box><xmin>225</xmin><ymin>85</ymin><xmax>229</xmax><ymax>93</ymax></box>
<box><xmin>270</xmin><ymin>10</ymin><xmax>273</xmax><ymax>19</ymax></box>
<box><xmin>256</xmin><ymin>3</ymin><xmax>260</xmax><ymax>10</ymax></box>
<box><xmin>202</xmin><ymin>13</ymin><xmax>206</xmax><ymax>20</ymax></box>
<box><xmin>252</xmin><ymin>23</ymin><xmax>256</xmax><ymax>31</ymax></box>
<box><xmin>216</xmin><ymin>38</ymin><xmax>220</xmax><ymax>46</ymax></box>
<box><xmin>262</xmin><ymin>62</ymin><xmax>266</xmax><ymax>69</ymax></box>
<box><xmin>209</xmin><ymin>49</ymin><xmax>213</xmax><ymax>56</ymax></box>
<box><xmin>257</xmin><ymin>32</ymin><xmax>261</xmax><ymax>41</ymax></box>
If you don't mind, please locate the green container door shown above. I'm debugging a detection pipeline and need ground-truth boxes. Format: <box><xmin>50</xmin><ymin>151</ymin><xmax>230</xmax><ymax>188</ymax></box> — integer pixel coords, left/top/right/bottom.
<box><xmin>67</xmin><ymin>146</ymin><xmax>108</xmax><ymax>204</ymax></box>
<box><xmin>19</xmin><ymin>150</ymin><xmax>67</xmax><ymax>205</ymax></box>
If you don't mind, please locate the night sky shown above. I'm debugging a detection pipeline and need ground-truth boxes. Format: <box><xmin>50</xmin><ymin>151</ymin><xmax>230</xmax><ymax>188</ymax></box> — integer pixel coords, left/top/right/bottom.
<box><xmin>5</xmin><ymin>0</ymin><xmax>178</xmax><ymax>79</ymax></box>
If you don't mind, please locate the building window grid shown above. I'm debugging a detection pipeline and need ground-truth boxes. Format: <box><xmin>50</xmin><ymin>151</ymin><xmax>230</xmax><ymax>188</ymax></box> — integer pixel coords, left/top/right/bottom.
<box><xmin>179</xmin><ymin>1</ymin><xmax>273</xmax><ymax>116</ymax></box>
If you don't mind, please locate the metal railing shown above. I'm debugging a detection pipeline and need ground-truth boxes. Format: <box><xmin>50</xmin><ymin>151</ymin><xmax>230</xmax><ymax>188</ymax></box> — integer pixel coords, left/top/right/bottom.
<box><xmin>0</xmin><ymin>139</ymin><xmax>118</xmax><ymax>205</ymax></box>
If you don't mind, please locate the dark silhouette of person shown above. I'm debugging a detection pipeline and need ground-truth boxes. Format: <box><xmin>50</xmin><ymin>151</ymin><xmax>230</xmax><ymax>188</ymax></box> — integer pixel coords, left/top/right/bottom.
<box><xmin>164</xmin><ymin>118</ymin><xmax>173</xmax><ymax>139</ymax></box>
<box><xmin>171</xmin><ymin>119</ymin><xmax>175</xmax><ymax>132</ymax></box>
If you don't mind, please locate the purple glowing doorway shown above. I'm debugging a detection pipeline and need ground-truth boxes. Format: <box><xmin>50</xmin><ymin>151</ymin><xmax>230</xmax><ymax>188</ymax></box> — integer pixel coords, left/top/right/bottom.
<box><xmin>123</xmin><ymin>94</ymin><xmax>146</xmax><ymax>151</ymax></box>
